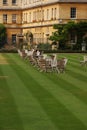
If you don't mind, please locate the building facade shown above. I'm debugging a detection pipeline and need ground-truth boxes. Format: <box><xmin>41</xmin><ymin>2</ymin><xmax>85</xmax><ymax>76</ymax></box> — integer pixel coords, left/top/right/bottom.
<box><xmin>0</xmin><ymin>0</ymin><xmax>22</xmax><ymax>44</ymax></box>
<box><xmin>0</xmin><ymin>0</ymin><xmax>87</xmax><ymax>45</ymax></box>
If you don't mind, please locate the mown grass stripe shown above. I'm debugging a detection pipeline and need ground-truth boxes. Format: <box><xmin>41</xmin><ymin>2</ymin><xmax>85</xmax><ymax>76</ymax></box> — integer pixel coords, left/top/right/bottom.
<box><xmin>64</xmin><ymin>56</ymin><xmax>87</xmax><ymax>82</ymax></box>
<box><xmin>58</xmin><ymin>53</ymin><xmax>83</xmax><ymax>58</ymax></box>
<box><xmin>68</xmin><ymin>69</ymin><xmax>87</xmax><ymax>82</ymax></box>
<box><xmin>53</xmin><ymin>68</ymin><xmax>87</xmax><ymax>93</ymax></box>
<box><xmin>6</xmin><ymin>53</ymin><xmax>87</xmax><ymax>130</ymax></box>
<box><xmin>69</xmin><ymin>62</ymin><xmax>87</xmax><ymax>73</ymax></box>
<box><xmin>8</xmin><ymin>53</ymin><xmax>87</xmax><ymax>89</ymax></box>
<box><xmin>62</xmin><ymin>62</ymin><xmax>87</xmax><ymax>92</ymax></box>
<box><xmin>44</xmin><ymin>73</ymin><xmax>87</xmax><ymax>104</ymax></box>
<box><xmin>1</xmin><ymin>60</ymin><xmax>58</xmax><ymax>130</ymax></box>
<box><xmin>58</xmin><ymin>53</ymin><xmax>84</xmax><ymax>65</ymax></box>
<box><xmin>8</xmin><ymin>63</ymin><xmax>87</xmax><ymax>130</ymax></box>
<box><xmin>57</xmin><ymin>53</ymin><xmax>80</xmax><ymax>60</ymax></box>
<box><xmin>0</xmin><ymin>67</ymin><xmax>24</xmax><ymax>130</ymax></box>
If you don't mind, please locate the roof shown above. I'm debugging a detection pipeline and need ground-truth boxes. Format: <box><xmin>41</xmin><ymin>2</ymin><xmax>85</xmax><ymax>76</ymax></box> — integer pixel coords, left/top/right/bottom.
<box><xmin>58</xmin><ymin>0</ymin><xmax>87</xmax><ymax>2</ymax></box>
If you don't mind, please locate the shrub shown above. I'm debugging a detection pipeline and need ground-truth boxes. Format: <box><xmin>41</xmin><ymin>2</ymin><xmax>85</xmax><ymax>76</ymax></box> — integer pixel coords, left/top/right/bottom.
<box><xmin>37</xmin><ymin>43</ymin><xmax>51</xmax><ymax>50</ymax></box>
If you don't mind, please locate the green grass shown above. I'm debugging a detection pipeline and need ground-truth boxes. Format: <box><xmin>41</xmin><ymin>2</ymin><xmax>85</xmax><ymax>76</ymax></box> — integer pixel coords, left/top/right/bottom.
<box><xmin>0</xmin><ymin>53</ymin><xmax>87</xmax><ymax>130</ymax></box>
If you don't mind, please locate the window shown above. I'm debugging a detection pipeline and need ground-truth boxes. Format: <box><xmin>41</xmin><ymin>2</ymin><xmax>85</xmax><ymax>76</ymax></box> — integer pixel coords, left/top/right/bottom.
<box><xmin>42</xmin><ymin>10</ymin><xmax>44</xmax><ymax>20</ymax></box>
<box><xmin>51</xmin><ymin>8</ymin><xmax>53</xmax><ymax>20</ymax></box>
<box><xmin>12</xmin><ymin>14</ymin><xmax>16</xmax><ymax>23</ymax></box>
<box><xmin>12</xmin><ymin>0</ymin><xmax>16</xmax><ymax>5</ymax></box>
<box><xmin>33</xmin><ymin>11</ymin><xmax>36</xmax><ymax>22</ymax></box>
<box><xmin>54</xmin><ymin>8</ymin><xmax>57</xmax><ymax>19</ymax></box>
<box><xmin>26</xmin><ymin>13</ymin><xmax>28</xmax><ymax>22</ymax></box>
<box><xmin>3</xmin><ymin>14</ymin><xmax>7</xmax><ymax>23</ymax></box>
<box><xmin>47</xmin><ymin>9</ymin><xmax>49</xmax><ymax>20</ymax></box>
<box><xmin>3</xmin><ymin>0</ymin><xmax>7</xmax><ymax>5</ymax></box>
<box><xmin>70</xmin><ymin>7</ymin><xmax>76</xmax><ymax>19</ymax></box>
<box><xmin>12</xmin><ymin>34</ymin><xmax>16</xmax><ymax>44</ymax></box>
<box><xmin>29</xmin><ymin>12</ymin><xmax>31</xmax><ymax>22</ymax></box>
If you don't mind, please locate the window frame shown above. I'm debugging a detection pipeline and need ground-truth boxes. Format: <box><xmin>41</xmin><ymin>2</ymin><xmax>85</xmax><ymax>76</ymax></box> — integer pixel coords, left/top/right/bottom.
<box><xmin>3</xmin><ymin>14</ymin><xmax>7</xmax><ymax>24</ymax></box>
<box><xmin>70</xmin><ymin>7</ymin><xmax>76</xmax><ymax>19</ymax></box>
<box><xmin>12</xmin><ymin>14</ymin><xmax>16</xmax><ymax>23</ymax></box>
<box><xmin>12</xmin><ymin>34</ymin><xmax>16</xmax><ymax>44</ymax></box>
<box><xmin>3</xmin><ymin>0</ymin><xmax>7</xmax><ymax>5</ymax></box>
<box><xmin>12</xmin><ymin>0</ymin><xmax>16</xmax><ymax>5</ymax></box>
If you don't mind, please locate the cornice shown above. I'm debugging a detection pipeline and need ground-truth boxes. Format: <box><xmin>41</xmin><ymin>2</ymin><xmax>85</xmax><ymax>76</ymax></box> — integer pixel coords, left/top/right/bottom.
<box><xmin>22</xmin><ymin>2</ymin><xmax>87</xmax><ymax>11</ymax></box>
<box><xmin>0</xmin><ymin>1</ymin><xmax>87</xmax><ymax>11</ymax></box>
<box><xmin>0</xmin><ymin>8</ymin><xmax>22</xmax><ymax>11</ymax></box>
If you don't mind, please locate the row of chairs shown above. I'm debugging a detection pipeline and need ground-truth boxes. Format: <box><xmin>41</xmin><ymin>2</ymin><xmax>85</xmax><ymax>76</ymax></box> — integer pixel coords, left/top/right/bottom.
<box><xmin>18</xmin><ymin>49</ymin><xmax>68</xmax><ymax>73</ymax></box>
<box><xmin>28</xmin><ymin>55</ymin><xmax>68</xmax><ymax>73</ymax></box>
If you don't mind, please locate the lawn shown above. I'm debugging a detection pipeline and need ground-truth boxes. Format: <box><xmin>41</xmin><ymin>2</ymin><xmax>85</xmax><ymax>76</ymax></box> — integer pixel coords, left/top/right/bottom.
<box><xmin>0</xmin><ymin>53</ymin><xmax>87</xmax><ymax>130</ymax></box>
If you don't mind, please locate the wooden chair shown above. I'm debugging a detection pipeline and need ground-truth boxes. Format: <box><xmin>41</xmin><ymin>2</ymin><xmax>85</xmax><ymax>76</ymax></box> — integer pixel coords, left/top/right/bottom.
<box><xmin>57</xmin><ymin>58</ymin><xmax>68</xmax><ymax>73</ymax></box>
<box><xmin>38</xmin><ymin>59</ymin><xmax>46</xmax><ymax>72</ymax></box>
<box><xmin>45</xmin><ymin>60</ymin><xmax>52</xmax><ymax>72</ymax></box>
<box><xmin>28</xmin><ymin>56</ymin><xmax>36</xmax><ymax>66</ymax></box>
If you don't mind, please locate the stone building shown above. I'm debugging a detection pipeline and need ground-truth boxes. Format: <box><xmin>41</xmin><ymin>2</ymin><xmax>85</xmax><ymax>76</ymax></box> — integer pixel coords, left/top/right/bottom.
<box><xmin>0</xmin><ymin>0</ymin><xmax>22</xmax><ymax>44</ymax></box>
<box><xmin>0</xmin><ymin>0</ymin><xmax>87</xmax><ymax>45</ymax></box>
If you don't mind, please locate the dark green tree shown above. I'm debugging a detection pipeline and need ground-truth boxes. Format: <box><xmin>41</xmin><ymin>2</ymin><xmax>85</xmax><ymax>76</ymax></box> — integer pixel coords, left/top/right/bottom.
<box><xmin>76</xmin><ymin>21</ymin><xmax>87</xmax><ymax>49</ymax></box>
<box><xmin>0</xmin><ymin>24</ymin><xmax>7</xmax><ymax>48</ymax></box>
<box><xmin>49</xmin><ymin>21</ymin><xmax>87</xmax><ymax>50</ymax></box>
<box><xmin>49</xmin><ymin>24</ymin><xmax>67</xmax><ymax>43</ymax></box>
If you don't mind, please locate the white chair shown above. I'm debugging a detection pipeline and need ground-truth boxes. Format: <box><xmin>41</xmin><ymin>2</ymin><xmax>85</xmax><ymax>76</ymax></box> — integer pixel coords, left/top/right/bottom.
<box><xmin>80</xmin><ymin>55</ymin><xmax>87</xmax><ymax>66</ymax></box>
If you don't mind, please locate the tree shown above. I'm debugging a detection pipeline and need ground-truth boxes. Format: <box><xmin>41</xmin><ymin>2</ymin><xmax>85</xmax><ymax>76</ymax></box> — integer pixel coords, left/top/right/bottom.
<box><xmin>0</xmin><ymin>24</ymin><xmax>7</xmax><ymax>48</ymax></box>
<box><xmin>49</xmin><ymin>21</ymin><xmax>87</xmax><ymax>50</ymax></box>
<box><xmin>49</xmin><ymin>24</ymin><xmax>68</xmax><ymax>42</ymax></box>
<box><xmin>76</xmin><ymin>21</ymin><xmax>87</xmax><ymax>49</ymax></box>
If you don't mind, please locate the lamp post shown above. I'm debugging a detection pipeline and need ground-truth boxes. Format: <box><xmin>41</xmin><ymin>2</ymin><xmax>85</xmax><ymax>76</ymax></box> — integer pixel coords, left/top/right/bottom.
<box><xmin>82</xmin><ymin>40</ymin><xmax>86</xmax><ymax>51</ymax></box>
